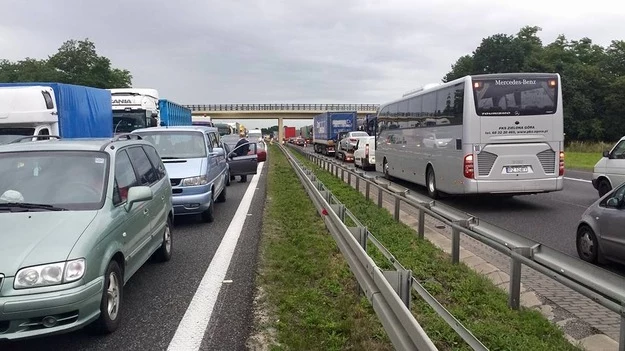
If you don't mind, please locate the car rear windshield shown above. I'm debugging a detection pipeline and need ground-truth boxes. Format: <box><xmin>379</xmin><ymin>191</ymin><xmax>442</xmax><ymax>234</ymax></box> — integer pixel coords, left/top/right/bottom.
<box><xmin>472</xmin><ymin>77</ymin><xmax>558</xmax><ymax>116</ymax></box>
<box><xmin>136</xmin><ymin>131</ymin><xmax>207</xmax><ymax>159</ymax></box>
<box><xmin>0</xmin><ymin>151</ymin><xmax>109</xmax><ymax>211</ymax></box>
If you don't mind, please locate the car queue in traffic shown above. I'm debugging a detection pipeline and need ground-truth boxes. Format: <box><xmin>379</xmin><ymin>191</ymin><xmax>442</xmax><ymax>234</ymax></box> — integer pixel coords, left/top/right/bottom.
<box><xmin>0</xmin><ymin>125</ymin><xmax>265</xmax><ymax>342</ymax></box>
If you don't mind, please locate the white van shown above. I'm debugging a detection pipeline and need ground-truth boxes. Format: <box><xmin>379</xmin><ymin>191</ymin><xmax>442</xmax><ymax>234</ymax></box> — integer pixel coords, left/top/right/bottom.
<box><xmin>248</xmin><ymin>129</ymin><xmax>262</xmax><ymax>142</ymax></box>
<box><xmin>354</xmin><ymin>136</ymin><xmax>376</xmax><ymax>171</ymax></box>
<box><xmin>592</xmin><ymin>136</ymin><xmax>625</xmax><ymax>197</ymax></box>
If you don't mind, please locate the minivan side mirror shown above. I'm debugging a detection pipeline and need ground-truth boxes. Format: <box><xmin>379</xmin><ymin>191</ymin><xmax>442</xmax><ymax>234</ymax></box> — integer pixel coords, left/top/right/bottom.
<box><xmin>603</xmin><ymin>150</ymin><xmax>611</xmax><ymax>158</ymax></box>
<box><xmin>125</xmin><ymin>186</ymin><xmax>153</xmax><ymax>212</ymax></box>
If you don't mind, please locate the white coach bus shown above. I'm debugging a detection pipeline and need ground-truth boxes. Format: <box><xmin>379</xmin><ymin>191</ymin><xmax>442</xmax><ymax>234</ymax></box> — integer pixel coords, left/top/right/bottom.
<box><xmin>375</xmin><ymin>73</ymin><xmax>564</xmax><ymax>198</ymax></box>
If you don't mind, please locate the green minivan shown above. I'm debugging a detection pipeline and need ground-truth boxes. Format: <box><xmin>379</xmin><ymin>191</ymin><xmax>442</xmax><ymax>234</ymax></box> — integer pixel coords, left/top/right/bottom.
<box><xmin>0</xmin><ymin>135</ymin><xmax>174</xmax><ymax>341</ymax></box>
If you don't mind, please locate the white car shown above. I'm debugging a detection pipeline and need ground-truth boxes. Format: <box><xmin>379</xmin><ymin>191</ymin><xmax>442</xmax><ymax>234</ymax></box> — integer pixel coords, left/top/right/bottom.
<box><xmin>592</xmin><ymin>136</ymin><xmax>625</xmax><ymax>197</ymax></box>
<box><xmin>354</xmin><ymin>136</ymin><xmax>376</xmax><ymax>171</ymax></box>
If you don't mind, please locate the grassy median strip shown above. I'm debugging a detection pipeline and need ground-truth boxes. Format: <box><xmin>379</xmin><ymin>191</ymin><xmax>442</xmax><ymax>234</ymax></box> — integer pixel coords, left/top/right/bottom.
<box><xmin>251</xmin><ymin>144</ymin><xmax>393</xmax><ymax>351</ymax></box>
<box><xmin>565</xmin><ymin>140</ymin><xmax>609</xmax><ymax>171</ymax></box>
<box><xmin>288</xmin><ymin>147</ymin><xmax>580</xmax><ymax>351</ymax></box>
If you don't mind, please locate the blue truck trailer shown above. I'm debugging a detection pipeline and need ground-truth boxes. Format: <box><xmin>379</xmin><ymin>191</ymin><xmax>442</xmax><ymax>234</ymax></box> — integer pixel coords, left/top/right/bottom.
<box><xmin>0</xmin><ymin>82</ymin><xmax>113</xmax><ymax>144</ymax></box>
<box><xmin>312</xmin><ymin>111</ymin><xmax>358</xmax><ymax>156</ymax></box>
<box><xmin>158</xmin><ymin>99</ymin><xmax>192</xmax><ymax>127</ymax></box>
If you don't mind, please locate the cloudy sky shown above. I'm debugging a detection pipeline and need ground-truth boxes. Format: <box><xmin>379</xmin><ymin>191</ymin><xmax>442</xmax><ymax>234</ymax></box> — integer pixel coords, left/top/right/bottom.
<box><xmin>2</xmin><ymin>0</ymin><xmax>624</xmax><ymax>129</ymax></box>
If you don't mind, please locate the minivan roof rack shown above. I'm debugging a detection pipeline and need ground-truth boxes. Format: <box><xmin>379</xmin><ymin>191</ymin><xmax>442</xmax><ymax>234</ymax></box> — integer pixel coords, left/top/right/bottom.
<box><xmin>8</xmin><ymin>135</ymin><xmax>61</xmax><ymax>144</ymax></box>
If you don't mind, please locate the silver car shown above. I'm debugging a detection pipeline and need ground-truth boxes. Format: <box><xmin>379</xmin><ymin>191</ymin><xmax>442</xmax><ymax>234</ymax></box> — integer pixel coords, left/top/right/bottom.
<box><xmin>577</xmin><ymin>181</ymin><xmax>625</xmax><ymax>264</ymax></box>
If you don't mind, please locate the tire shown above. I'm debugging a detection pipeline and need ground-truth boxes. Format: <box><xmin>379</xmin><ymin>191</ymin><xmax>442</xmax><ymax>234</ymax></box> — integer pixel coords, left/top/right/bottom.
<box><xmin>598</xmin><ymin>179</ymin><xmax>611</xmax><ymax>197</ymax></box>
<box><xmin>383</xmin><ymin>158</ymin><xmax>391</xmax><ymax>180</ymax></box>
<box><xmin>226</xmin><ymin>170</ymin><xmax>231</xmax><ymax>186</ymax></box>
<box><xmin>88</xmin><ymin>260</ymin><xmax>123</xmax><ymax>334</ymax></box>
<box><xmin>201</xmin><ymin>194</ymin><xmax>215</xmax><ymax>223</ymax></box>
<box><xmin>216</xmin><ymin>182</ymin><xmax>227</xmax><ymax>203</ymax></box>
<box><xmin>426</xmin><ymin>167</ymin><xmax>439</xmax><ymax>199</ymax></box>
<box><xmin>153</xmin><ymin>217</ymin><xmax>173</xmax><ymax>262</ymax></box>
<box><xmin>576</xmin><ymin>225</ymin><xmax>599</xmax><ymax>263</ymax></box>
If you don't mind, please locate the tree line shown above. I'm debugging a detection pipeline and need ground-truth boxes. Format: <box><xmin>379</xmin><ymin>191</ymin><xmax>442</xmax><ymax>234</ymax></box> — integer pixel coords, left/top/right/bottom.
<box><xmin>0</xmin><ymin>38</ymin><xmax>132</xmax><ymax>89</ymax></box>
<box><xmin>444</xmin><ymin>26</ymin><xmax>625</xmax><ymax>142</ymax></box>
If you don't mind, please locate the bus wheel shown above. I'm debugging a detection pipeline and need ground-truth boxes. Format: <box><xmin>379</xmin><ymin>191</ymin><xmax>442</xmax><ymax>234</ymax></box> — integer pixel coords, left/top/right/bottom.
<box><xmin>383</xmin><ymin>159</ymin><xmax>390</xmax><ymax>179</ymax></box>
<box><xmin>426</xmin><ymin>167</ymin><xmax>439</xmax><ymax>199</ymax></box>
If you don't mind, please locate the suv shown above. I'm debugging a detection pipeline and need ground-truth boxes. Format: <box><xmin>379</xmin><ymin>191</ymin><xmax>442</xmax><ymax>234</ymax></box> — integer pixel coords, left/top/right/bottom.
<box><xmin>0</xmin><ymin>135</ymin><xmax>174</xmax><ymax>341</ymax></box>
<box><xmin>132</xmin><ymin>126</ymin><xmax>228</xmax><ymax>222</ymax></box>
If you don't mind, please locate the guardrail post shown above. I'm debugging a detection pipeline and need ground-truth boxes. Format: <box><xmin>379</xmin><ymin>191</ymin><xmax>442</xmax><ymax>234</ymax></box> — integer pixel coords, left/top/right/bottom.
<box><xmin>331</xmin><ymin>204</ymin><xmax>346</xmax><ymax>222</ymax></box>
<box><xmin>366</xmin><ymin>181</ymin><xmax>371</xmax><ymax>200</ymax></box>
<box><xmin>341</xmin><ymin>168</ymin><xmax>345</xmax><ymax>181</ymax></box>
<box><xmin>450</xmin><ymin>218</ymin><xmax>474</xmax><ymax>264</ymax></box>
<box><xmin>348</xmin><ymin>172</ymin><xmax>352</xmax><ymax>186</ymax></box>
<box><xmin>377</xmin><ymin>187</ymin><xmax>383</xmax><ymax>208</ymax></box>
<box><xmin>355</xmin><ymin>173</ymin><xmax>360</xmax><ymax>190</ymax></box>
<box><xmin>416</xmin><ymin>202</ymin><xmax>433</xmax><ymax>239</ymax></box>
<box><xmin>382</xmin><ymin>269</ymin><xmax>413</xmax><ymax>309</ymax></box>
<box><xmin>508</xmin><ymin>246</ymin><xmax>533</xmax><ymax>310</ymax></box>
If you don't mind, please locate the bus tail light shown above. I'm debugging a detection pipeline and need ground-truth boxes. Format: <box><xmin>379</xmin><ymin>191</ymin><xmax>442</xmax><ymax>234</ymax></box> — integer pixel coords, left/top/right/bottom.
<box><xmin>463</xmin><ymin>154</ymin><xmax>474</xmax><ymax>179</ymax></box>
<box><xmin>559</xmin><ymin>151</ymin><xmax>565</xmax><ymax>176</ymax></box>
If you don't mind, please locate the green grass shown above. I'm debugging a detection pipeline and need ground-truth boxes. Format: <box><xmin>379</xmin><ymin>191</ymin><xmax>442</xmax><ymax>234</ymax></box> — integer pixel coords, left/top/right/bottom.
<box><xmin>250</xmin><ymin>144</ymin><xmax>393</xmax><ymax>351</ymax></box>
<box><xmin>288</xmin><ymin>146</ymin><xmax>581</xmax><ymax>351</ymax></box>
<box><xmin>564</xmin><ymin>140</ymin><xmax>609</xmax><ymax>170</ymax></box>
<box><xmin>565</xmin><ymin>152</ymin><xmax>602</xmax><ymax>171</ymax></box>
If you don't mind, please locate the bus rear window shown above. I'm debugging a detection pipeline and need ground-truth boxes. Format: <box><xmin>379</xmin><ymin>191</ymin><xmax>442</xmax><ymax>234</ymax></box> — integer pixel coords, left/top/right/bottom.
<box><xmin>472</xmin><ymin>77</ymin><xmax>558</xmax><ymax>116</ymax></box>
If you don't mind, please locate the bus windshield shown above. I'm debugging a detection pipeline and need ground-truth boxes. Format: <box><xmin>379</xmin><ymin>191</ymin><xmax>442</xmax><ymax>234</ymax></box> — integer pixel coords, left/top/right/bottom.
<box><xmin>472</xmin><ymin>77</ymin><xmax>558</xmax><ymax>117</ymax></box>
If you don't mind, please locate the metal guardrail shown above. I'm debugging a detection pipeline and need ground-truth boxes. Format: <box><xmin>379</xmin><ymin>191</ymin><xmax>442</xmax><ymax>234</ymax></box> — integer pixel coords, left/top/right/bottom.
<box><xmin>278</xmin><ymin>144</ymin><xmax>439</xmax><ymax>350</ymax></box>
<box><xmin>286</xmin><ymin>144</ymin><xmax>625</xmax><ymax>351</ymax></box>
<box><xmin>183</xmin><ymin>104</ymin><xmax>379</xmax><ymax>112</ymax></box>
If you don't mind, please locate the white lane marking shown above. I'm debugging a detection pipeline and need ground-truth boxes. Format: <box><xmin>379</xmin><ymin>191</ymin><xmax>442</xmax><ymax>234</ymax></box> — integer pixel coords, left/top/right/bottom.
<box><xmin>564</xmin><ymin>177</ymin><xmax>592</xmax><ymax>183</ymax></box>
<box><xmin>167</xmin><ymin>161</ymin><xmax>265</xmax><ymax>351</ymax></box>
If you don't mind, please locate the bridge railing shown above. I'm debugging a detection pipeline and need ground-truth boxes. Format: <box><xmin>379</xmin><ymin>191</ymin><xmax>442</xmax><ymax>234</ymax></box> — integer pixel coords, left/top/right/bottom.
<box><xmin>183</xmin><ymin>104</ymin><xmax>379</xmax><ymax>112</ymax></box>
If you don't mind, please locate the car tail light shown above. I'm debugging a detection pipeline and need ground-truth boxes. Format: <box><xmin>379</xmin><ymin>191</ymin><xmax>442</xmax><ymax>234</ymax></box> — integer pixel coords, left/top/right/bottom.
<box><xmin>365</xmin><ymin>144</ymin><xmax>369</xmax><ymax>157</ymax></box>
<box><xmin>559</xmin><ymin>151</ymin><xmax>565</xmax><ymax>176</ymax></box>
<box><xmin>463</xmin><ymin>154</ymin><xmax>474</xmax><ymax>179</ymax></box>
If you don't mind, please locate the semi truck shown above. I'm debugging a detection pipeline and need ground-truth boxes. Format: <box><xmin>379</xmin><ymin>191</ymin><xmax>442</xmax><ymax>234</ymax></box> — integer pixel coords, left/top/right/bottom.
<box><xmin>300</xmin><ymin>125</ymin><xmax>313</xmax><ymax>143</ymax></box>
<box><xmin>158</xmin><ymin>99</ymin><xmax>192</xmax><ymax>127</ymax></box>
<box><xmin>109</xmin><ymin>88</ymin><xmax>159</xmax><ymax>134</ymax></box>
<box><xmin>284</xmin><ymin>126</ymin><xmax>296</xmax><ymax>141</ymax></box>
<box><xmin>312</xmin><ymin>111</ymin><xmax>358</xmax><ymax>156</ymax></box>
<box><xmin>0</xmin><ymin>82</ymin><xmax>113</xmax><ymax>144</ymax></box>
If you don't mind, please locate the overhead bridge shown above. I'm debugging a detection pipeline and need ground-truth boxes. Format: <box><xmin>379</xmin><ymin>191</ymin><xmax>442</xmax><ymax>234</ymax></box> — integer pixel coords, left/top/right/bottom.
<box><xmin>184</xmin><ymin>103</ymin><xmax>379</xmax><ymax>141</ymax></box>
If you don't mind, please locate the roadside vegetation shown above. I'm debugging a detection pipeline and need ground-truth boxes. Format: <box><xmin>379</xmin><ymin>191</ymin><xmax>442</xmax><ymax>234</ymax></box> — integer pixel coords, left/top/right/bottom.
<box><xmin>288</xmin><ymin>146</ymin><xmax>580</xmax><ymax>351</ymax></box>
<box><xmin>249</xmin><ymin>144</ymin><xmax>393</xmax><ymax>351</ymax></box>
<box><xmin>565</xmin><ymin>140</ymin><xmax>613</xmax><ymax>170</ymax></box>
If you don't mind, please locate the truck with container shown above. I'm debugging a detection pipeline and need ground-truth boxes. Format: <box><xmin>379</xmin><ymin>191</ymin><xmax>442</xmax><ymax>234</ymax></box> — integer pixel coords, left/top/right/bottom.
<box><xmin>158</xmin><ymin>99</ymin><xmax>192</xmax><ymax>127</ymax></box>
<box><xmin>0</xmin><ymin>82</ymin><xmax>113</xmax><ymax>144</ymax></box>
<box><xmin>312</xmin><ymin>111</ymin><xmax>358</xmax><ymax>156</ymax></box>
<box><xmin>300</xmin><ymin>125</ymin><xmax>313</xmax><ymax>143</ymax></box>
<box><xmin>284</xmin><ymin>126</ymin><xmax>296</xmax><ymax>142</ymax></box>
<box><xmin>109</xmin><ymin>88</ymin><xmax>159</xmax><ymax>134</ymax></box>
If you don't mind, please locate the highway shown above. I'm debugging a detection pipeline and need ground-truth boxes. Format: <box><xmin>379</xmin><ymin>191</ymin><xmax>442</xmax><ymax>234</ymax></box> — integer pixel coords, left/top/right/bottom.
<box><xmin>2</xmin><ymin>166</ymin><xmax>267</xmax><ymax>351</ymax></box>
<box><xmin>297</xmin><ymin>147</ymin><xmax>616</xmax><ymax>266</ymax></box>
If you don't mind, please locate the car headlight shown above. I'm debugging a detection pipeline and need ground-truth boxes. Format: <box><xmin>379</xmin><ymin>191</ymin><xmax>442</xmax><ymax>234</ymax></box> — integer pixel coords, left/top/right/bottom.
<box><xmin>14</xmin><ymin>258</ymin><xmax>86</xmax><ymax>289</ymax></box>
<box><xmin>182</xmin><ymin>175</ymin><xmax>209</xmax><ymax>186</ymax></box>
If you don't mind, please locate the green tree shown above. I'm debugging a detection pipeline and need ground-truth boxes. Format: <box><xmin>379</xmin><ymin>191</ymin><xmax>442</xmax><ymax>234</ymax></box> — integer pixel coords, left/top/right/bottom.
<box><xmin>0</xmin><ymin>38</ymin><xmax>132</xmax><ymax>88</ymax></box>
<box><xmin>443</xmin><ymin>26</ymin><xmax>624</xmax><ymax>142</ymax></box>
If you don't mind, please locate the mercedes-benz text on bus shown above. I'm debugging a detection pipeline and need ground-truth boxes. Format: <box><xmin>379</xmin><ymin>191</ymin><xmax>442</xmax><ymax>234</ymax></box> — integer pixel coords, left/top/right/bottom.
<box><xmin>375</xmin><ymin>73</ymin><xmax>564</xmax><ymax>198</ymax></box>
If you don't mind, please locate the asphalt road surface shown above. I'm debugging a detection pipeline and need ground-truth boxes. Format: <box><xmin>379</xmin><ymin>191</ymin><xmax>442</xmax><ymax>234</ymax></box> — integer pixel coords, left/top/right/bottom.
<box><xmin>3</xmin><ymin>163</ymin><xmax>267</xmax><ymax>351</ymax></box>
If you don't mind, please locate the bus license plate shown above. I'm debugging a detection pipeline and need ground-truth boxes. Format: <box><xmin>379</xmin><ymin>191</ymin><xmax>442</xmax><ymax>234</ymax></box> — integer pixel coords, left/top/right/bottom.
<box><xmin>506</xmin><ymin>166</ymin><xmax>528</xmax><ymax>174</ymax></box>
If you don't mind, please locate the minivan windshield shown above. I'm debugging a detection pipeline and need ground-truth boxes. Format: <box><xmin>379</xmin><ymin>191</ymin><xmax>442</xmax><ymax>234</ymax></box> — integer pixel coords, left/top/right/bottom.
<box><xmin>0</xmin><ymin>151</ymin><xmax>109</xmax><ymax>211</ymax></box>
<box><xmin>135</xmin><ymin>131</ymin><xmax>207</xmax><ymax>159</ymax></box>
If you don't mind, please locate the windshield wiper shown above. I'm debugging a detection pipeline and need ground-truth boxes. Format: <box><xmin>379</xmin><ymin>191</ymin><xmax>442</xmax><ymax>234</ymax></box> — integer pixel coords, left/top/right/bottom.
<box><xmin>0</xmin><ymin>202</ymin><xmax>68</xmax><ymax>211</ymax></box>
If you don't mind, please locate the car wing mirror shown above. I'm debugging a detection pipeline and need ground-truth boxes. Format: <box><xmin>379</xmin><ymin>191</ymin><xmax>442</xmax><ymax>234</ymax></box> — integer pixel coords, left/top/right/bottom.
<box><xmin>606</xmin><ymin>197</ymin><xmax>621</xmax><ymax>208</ymax></box>
<box><xmin>125</xmin><ymin>186</ymin><xmax>153</xmax><ymax>212</ymax></box>
<box><xmin>603</xmin><ymin>150</ymin><xmax>611</xmax><ymax>158</ymax></box>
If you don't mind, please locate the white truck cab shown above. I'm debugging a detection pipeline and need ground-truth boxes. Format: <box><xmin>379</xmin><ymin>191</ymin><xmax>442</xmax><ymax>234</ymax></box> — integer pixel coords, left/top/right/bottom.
<box><xmin>0</xmin><ymin>86</ymin><xmax>58</xmax><ymax>144</ymax></box>
<box><xmin>109</xmin><ymin>88</ymin><xmax>160</xmax><ymax>134</ymax></box>
<box><xmin>593</xmin><ymin>136</ymin><xmax>625</xmax><ymax>197</ymax></box>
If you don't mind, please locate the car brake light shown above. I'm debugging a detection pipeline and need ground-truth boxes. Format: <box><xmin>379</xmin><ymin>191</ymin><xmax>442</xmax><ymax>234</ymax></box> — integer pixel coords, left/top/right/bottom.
<box><xmin>559</xmin><ymin>151</ymin><xmax>565</xmax><ymax>176</ymax></box>
<box><xmin>463</xmin><ymin>154</ymin><xmax>474</xmax><ymax>179</ymax></box>
<box><xmin>365</xmin><ymin>144</ymin><xmax>369</xmax><ymax>157</ymax></box>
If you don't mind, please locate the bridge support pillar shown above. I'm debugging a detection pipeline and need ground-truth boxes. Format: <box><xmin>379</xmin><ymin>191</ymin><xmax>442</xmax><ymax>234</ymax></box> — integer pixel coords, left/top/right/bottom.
<box><xmin>278</xmin><ymin>117</ymin><xmax>284</xmax><ymax>143</ymax></box>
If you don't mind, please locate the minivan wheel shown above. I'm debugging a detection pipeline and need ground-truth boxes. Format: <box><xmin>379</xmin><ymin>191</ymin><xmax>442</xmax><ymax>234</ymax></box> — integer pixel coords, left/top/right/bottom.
<box><xmin>201</xmin><ymin>195</ymin><xmax>215</xmax><ymax>223</ymax></box>
<box><xmin>88</xmin><ymin>260</ymin><xmax>123</xmax><ymax>334</ymax></box>
<box><xmin>154</xmin><ymin>217</ymin><xmax>173</xmax><ymax>262</ymax></box>
<box><xmin>577</xmin><ymin>225</ymin><xmax>599</xmax><ymax>263</ymax></box>
<box><xmin>598</xmin><ymin>179</ymin><xmax>611</xmax><ymax>197</ymax></box>
<box><xmin>226</xmin><ymin>171</ymin><xmax>231</xmax><ymax>186</ymax></box>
